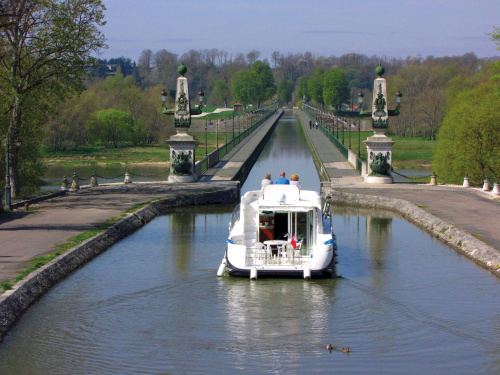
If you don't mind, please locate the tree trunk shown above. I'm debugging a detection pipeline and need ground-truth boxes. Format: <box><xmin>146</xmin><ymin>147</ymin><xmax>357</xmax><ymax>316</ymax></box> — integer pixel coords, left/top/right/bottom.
<box><xmin>8</xmin><ymin>98</ymin><xmax>22</xmax><ymax>198</ymax></box>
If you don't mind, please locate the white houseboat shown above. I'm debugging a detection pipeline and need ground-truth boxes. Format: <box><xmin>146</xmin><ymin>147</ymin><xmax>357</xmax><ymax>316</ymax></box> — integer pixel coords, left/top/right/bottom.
<box><xmin>217</xmin><ymin>185</ymin><xmax>341</xmax><ymax>279</ymax></box>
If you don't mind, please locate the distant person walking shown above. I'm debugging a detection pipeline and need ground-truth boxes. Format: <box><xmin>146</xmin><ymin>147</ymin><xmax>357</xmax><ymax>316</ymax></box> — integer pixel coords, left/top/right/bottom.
<box><xmin>315</xmin><ymin>119</ymin><xmax>319</xmax><ymax>129</ymax></box>
<box><xmin>309</xmin><ymin>120</ymin><xmax>312</xmax><ymax>129</ymax></box>
<box><xmin>275</xmin><ymin>171</ymin><xmax>290</xmax><ymax>185</ymax></box>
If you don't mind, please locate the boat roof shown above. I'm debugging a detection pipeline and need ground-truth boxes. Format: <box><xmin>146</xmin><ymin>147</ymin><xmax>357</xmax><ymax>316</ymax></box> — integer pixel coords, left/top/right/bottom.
<box><xmin>243</xmin><ymin>185</ymin><xmax>321</xmax><ymax>209</ymax></box>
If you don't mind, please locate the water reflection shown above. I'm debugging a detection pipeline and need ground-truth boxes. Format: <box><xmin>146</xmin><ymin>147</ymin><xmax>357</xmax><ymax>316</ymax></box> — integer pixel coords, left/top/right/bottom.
<box><xmin>366</xmin><ymin>216</ymin><xmax>392</xmax><ymax>272</ymax></box>
<box><xmin>170</xmin><ymin>209</ymin><xmax>195</xmax><ymax>275</ymax></box>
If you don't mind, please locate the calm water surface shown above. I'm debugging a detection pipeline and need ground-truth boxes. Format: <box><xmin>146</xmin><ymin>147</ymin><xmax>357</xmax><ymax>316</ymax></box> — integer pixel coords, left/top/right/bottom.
<box><xmin>1</xmin><ymin>113</ymin><xmax>499</xmax><ymax>374</ymax></box>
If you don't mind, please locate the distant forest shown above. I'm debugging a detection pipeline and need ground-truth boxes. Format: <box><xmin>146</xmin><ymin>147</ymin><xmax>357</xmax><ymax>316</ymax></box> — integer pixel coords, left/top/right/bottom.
<box><xmin>43</xmin><ymin>48</ymin><xmax>499</xmax><ymax>152</ymax></box>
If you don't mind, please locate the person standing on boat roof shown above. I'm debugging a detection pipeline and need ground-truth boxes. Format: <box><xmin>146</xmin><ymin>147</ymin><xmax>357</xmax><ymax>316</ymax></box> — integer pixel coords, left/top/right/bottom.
<box><xmin>290</xmin><ymin>173</ymin><xmax>301</xmax><ymax>189</ymax></box>
<box><xmin>261</xmin><ymin>173</ymin><xmax>273</xmax><ymax>189</ymax></box>
<box><xmin>275</xmin><ymin>171</ymin><xmax>290</xmax><ymax>185</ymax></box>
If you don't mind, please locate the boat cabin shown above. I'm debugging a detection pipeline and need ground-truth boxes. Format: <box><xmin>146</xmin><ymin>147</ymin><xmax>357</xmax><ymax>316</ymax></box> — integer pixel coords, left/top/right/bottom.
<box><xmin>254</xmin><ymin>185</ymin><xmax>322</xmax><ymax>250</ymax></box>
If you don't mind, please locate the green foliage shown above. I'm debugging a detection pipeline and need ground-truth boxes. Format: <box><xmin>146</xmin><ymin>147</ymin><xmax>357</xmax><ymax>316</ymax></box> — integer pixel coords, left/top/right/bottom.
<box><xmin>86</xmin><ymin>109</ymin><xmax>134</xmax><ymax>148</ymax></box>
<box><xmin>231</xmin><ymin>60</ymin><xmax>276</xmax><ymax>108</ymax></box>
<box><xmin>1</xmin><ymin>280</ymin><xmax>13</xmax><ymax>291</ymax></box>
<box><xmin>323</xmin><ymin>68</ymin><xmax>350</xmax><ymax>111</ymax></box>
<box><xmin>250</xmin><ymin>60</ymin><xmax>277</xmax><ymax>106</ymax></box>
<box><xmin>0</xmin><ymin>0</ymin><xmax>106</xmax><ymax>196</ymax></box>
<box><xmin>213</xmin><ymin>78</ymin><xmax>231</xmax><ymax>108</ymax></box>
<box><xmin>231</xmin><ymin>70</ymin><xmax>258</xmax><ymax>107</ymax></box>
<box><xmin>433</xmin><ymin>83</ymin><xmax>500</xmax><ymax>182</ymax></box>
<box><xmin>277</xmin><ymin>79</ymin><xmax>293</xmax><ymax>106</ymax></box>
<box><xmin>296</xmin><ymin>76</ymin><xmax>309</xmax><ymax>103</ymax></box>
<box><xmin>488</xmin><ymin>26</ymin><xmax>500</xmax><ymax>85</ymax></box>
<box><xmin>308</xmin><ymin>67</ymin><xmax>325</xmax><ymax>108</ymax></box>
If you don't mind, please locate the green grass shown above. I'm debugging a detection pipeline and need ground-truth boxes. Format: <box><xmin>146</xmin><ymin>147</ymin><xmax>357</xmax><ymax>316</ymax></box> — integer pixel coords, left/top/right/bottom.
<box><xmin>42</xmin><ymin>144</ymin><xmax>171</xmax><ymax>166</ymax></box>
<box><xmin>391</xmin><ymin>136</ymin><xmax>437</xmax><ymax>169</ymax></box>
<box><xmin>332</xmin><ymin>131</ymin><xmax>435</xmax><ymax>169</ymax></box>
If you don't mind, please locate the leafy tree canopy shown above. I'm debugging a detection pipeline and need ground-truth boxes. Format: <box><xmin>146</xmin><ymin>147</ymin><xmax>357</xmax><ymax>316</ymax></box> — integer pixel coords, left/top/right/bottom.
<box><xmin>432</xmin><ymin>83</ymin><xmax>500</xmax><ymax>183</ymax></box>
<box><xmin>323</xmin><ymin>68</ymin><xmax>350</xmax><ymax>112</ymax></box>
<box><xmin>0</xmin><ymin>0</ymin><xmax>106</xmax><ymax>196</ymax></box>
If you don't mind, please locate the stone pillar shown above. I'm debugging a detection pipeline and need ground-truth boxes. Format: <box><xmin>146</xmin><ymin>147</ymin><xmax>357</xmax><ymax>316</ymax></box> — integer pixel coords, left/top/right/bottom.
<box><xmin>364</xmin><ymin>67</ymin><xmax>394</xmax><ymax>184</ymax></box>
<box><xmin>167</xmin><ymin>65</ymin><xmax>197</xmax><ymax>182</ymax></box>
<box><xmin>167</xmin><ymin>134</ymin><xmax>197</xmax><ymax>182</ymax></box>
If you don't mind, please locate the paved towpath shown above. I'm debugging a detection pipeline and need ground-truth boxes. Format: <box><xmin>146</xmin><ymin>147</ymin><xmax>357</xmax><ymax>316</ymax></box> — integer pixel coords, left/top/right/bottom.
<box><xmin>0</xmin><ymin>182</ymin><xmax>238</xmax><ymax>282</ymax></box>
<box><xmin>297</xmin><ymin>110</ymin><xmax>500</xmax><ymax>253</ymax></box>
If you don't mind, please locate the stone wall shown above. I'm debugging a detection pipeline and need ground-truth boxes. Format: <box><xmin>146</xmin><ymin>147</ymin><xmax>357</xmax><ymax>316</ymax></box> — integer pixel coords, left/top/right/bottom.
<box><xmin>0</xmin><ymin>185</ymin><xmax>239</xmax><ymax>340</ymax></box>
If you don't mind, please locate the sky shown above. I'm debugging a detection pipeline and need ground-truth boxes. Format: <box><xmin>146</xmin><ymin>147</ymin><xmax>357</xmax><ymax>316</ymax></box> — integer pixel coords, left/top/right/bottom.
<box><xmin>100</xmin><ymin>0</ymin><xmax>500</xmax><ymax>62</ymax></box>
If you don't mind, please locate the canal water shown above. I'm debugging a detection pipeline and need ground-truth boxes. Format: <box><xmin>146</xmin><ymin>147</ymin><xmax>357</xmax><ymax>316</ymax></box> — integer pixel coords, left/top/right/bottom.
<box><xmin>1</xmin><ymin>113</ymin><xmax>499</xmax><ymax>374</ymax></box>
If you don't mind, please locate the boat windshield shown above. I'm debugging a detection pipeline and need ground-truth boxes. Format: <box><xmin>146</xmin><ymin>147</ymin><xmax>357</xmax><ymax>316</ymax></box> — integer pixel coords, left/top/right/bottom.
<box><xmin>258</xmin><ymin>209</ymin><xmax>314</xmax><ymax>248</ymax></box>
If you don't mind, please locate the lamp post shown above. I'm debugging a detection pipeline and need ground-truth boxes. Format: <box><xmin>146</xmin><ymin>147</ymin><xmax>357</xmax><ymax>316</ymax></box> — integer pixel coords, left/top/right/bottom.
<box><xmin>349</xmin><ymin>121</ymin><xmax>353</xmax><ymax>149</ymax></box>
<box><xmin>161</xmin><ymin>89</ymin><xmax>168</xmax><ymax>114</ymax></box>
<box><xmin>215</xmin><ymin>120</ymin><xmax>218</xmax><ymax>149</ymax></box>
<box><xmin>204</xmin><ymin>118</ymin><xmax>208</xmax><ymax>156</ymax></box>
<box><xmin>336</xmin><ymin>116</ymin><xmax>340</xmax><ymax>139</ymax></box>
<box><xmin>342</xmin><ymin>118</ymin><xmax>345</xmax><ymax>145</ymax></box>
<box><xmin>222</xmin><ymin>118</ymin><xmax>227</xmax><ymax>144</ymax></box>
<box><xmin>357</xmin><ymin>91</ymin><xmax>364</xmax><ymax>157</ymax></box>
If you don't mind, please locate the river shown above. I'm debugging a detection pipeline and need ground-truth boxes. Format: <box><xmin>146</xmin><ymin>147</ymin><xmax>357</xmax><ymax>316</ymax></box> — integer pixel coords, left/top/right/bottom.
<box><xmin>0</xmin><ymin>112</ymin><xmax>499</xmax><ymax>374</ymax></box>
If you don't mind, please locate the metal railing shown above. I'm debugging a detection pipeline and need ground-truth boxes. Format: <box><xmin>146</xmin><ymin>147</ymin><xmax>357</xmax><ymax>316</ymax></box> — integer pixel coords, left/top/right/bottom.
<box><xmin>196</xmin><ymin>108</ymin><xmax>276</xmax><ymax>175</ymax></box>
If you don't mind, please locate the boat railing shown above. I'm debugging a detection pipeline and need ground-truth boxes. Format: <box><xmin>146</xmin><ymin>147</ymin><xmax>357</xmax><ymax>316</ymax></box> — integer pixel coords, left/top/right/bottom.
<box><xmin>245</xmin><ymin>245</ymin><xmax>313</xmax><ymax>267</ymax></box>
<box><xmin>229</xmin><ymin>204</ymin><xmax>240</xmax><ymax>232</ymax></box>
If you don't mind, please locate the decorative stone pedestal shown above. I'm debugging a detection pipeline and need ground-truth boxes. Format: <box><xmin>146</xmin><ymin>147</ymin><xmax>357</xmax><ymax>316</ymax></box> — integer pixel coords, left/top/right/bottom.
<box><xmin>167</xmin><ymin>129</ymin><xmax>197</xmax><ymax>183</ymax></box>
<box><xmin>364</xmin><ymin>134</ymin><xmax>394</xmax><ymax>184</ymax></box>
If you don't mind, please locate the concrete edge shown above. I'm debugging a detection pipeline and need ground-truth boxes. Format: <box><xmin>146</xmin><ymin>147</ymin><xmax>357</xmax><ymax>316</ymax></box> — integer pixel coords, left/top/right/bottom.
<box><xmin>0</xmin><ymin>185</ymin><xmax>239</xmax><ymax>341</ymax></box>
<box><xmin>10</xmin><ymin>190</ymin><xmax>68</xmax><ymax>210</ymax></box>
<box><xmin>326</xmin><ymin>189</ymin><xmax>500</xmax><ymax>279</ymax></box>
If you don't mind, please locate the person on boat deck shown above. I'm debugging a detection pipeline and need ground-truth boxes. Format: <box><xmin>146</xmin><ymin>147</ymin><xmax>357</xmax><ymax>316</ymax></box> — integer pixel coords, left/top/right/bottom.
<box><xmin>261</xmin><ymin>173</ymin><xmax>273</xmax><ymax>189</ymax></box>
<box><xmin>290</xmin><ymin>173</ymin><xmax>301</xmax><ymax>189</ymax></box>
<box><xmin>275</xmin><ymin>171</ymin><xmax>290</xmax><ymax>185</ymax></box>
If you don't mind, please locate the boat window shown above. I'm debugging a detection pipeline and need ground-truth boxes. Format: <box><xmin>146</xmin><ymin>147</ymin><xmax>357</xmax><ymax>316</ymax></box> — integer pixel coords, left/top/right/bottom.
<box><xmin>258</xmin><ymin>210</ymin><xmax>313</xmax><ymax>247</ymax></box>
<box><xmin>289</xmin><ymin>210</ymin><xmax>313</xmax><ymax>249</ymax></box>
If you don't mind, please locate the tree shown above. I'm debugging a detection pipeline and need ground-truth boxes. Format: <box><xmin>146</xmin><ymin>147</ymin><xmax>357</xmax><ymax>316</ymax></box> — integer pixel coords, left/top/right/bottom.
<box><xmin>250</xmin><ymin>60</ymin><xmax>276</xmax><ymax>108</ymax></box>
<box><xmin>308</xmin><ymin>67</ymin><xmax>325</xmax><ymax>108</ymax></box>
<box><xmin>277</xmin><ymin>79</ymin><xmax>293</xmax><ymax>107</ymax></box>
<box><xmin>488</xmin><ymin>26</ymin><xmax>500</xmax><ymax>85</ymax></box>
<box><xmin>214</xmin><ymin>77</ymin><xmax>231</xmax><ymax>108</ymax></box>
<box><xmin>86</xmin><ymin>109</ymin><xmax>134</xmax><ymax>148</ymax></box>
<box><xmin>138</xmin><ymin>49</ymin><xmax>153</xmax><ymax>69</ymax></box>
<box><xmin>323</xmin><ymin>68</ymin><xmax>350</xmax><ymax>112</ymax></box>
<box><xmin>231</xmin><ymin>70</ymin><xmax>258</xmax><ymax>107</ymax></box>
<box><xmin>432</xmin><ymin>83</ymin><xmax>500</xmax><ymax>183</ymax></box>
<box><xmin>246</xmin><ymin>50</ymin><xmax>261</xmax><ymax>66</ymax></box>
<box><xmin>0</xmin><ymin>0</ymin><xmax>106</xmax><ymax>197</ymax></box>
<box><xmin>231</xmin><ymin>61</ymin><xmax>276</xmax><ymax>108</ymax></box>
<box><xmin>296</xmin><ymin>76</ymin><xmax>309</xmax><ymax>102</ymax></box>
